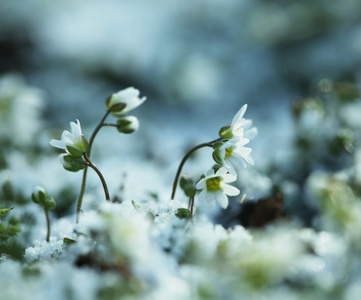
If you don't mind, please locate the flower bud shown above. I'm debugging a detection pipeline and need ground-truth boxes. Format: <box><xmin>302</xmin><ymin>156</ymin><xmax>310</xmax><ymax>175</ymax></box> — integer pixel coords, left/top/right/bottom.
<box><xmin>180</xmin><ymin>174</ymin><xmax>196</xmax><ymax>197</ymax></box>
<box><xmin>43</xmin><ymin>197</ymin><xmax>56</xmax><ymax>211</ymax></box>
<box><xmin>32</xmin><ymin>186</ymin><xmax>48</xmax><ymax>204</ymax></box>
<box><xmin>59</xmin><ymin>154</ymin><xmax>85</xmax><ymax>172</ymax></box>
<box><xmin>31</xmin><ymin>186</ymin><xmax>56</xmax><ymax>211</ymax></box>
<box><xmin>219</xmin><ymin>125</ymin><xmax>233</xmax><ymax>139</ymax></box>
<box><xmin>212</xmin><ymin>148</ymin><xmax>223</xmax><ymax>165</ymax></box>
<box><xmin>116</xmin><ymin>116</ymin><xmax>139</xmax><ymax>134</ymax></box>
<box><xmin>175</xmin><ymin>208</ymin><xmax>191</xmax><ymax>219</ymax></box>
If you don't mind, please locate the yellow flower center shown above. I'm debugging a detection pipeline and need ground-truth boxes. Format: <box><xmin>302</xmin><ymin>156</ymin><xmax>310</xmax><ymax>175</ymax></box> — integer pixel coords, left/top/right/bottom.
<box><xmin>206</xmin><ymin>177</ymin><xmax>222</xmax><ymax>192</ymax></box>
<box><xmin>225</xmin><ymin>147</ymin><xmax>233</xmax><ymax>158</ymax></box>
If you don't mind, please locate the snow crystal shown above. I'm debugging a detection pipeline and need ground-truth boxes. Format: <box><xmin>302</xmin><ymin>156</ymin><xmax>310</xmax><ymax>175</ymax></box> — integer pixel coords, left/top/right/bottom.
<box><xmin>24</xmin><ymin>237</ymin><xmax>64</xmax><ymax>263</ymax></box>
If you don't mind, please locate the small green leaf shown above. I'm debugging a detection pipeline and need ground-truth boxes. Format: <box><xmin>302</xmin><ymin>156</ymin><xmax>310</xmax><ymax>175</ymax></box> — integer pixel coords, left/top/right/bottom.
<box><xmin>0</xmin><ymin>207</ymin><xmax>14</xmax><ymax>221</ymax></box>
<box><xmin>63</xmin><ymin>237</ymin><xmax>76</xmax><ymax>245</ymax></box>
<box><xmin>132</xmin><ymin>200</ymin><xmax>142</xmax><ymax>211</ymax></box>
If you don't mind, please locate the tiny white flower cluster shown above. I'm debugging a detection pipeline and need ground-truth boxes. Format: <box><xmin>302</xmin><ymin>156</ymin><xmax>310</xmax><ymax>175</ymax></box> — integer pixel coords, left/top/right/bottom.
<box><xmin>196</xmin><ymin>105</ymin><xmax>257</xmax><ymax>209</ymax></box>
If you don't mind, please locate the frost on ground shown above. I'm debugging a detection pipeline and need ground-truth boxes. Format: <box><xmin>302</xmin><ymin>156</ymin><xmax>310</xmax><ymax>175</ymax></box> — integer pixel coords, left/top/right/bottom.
<box><xmin>1</xmin><ymin>75</ymin><xmax>361</xmax><ymax>300</ymax></box>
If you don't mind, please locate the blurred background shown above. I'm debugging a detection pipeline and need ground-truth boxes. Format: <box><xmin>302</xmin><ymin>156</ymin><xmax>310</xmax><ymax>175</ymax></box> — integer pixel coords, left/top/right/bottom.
<box><xmin>1</xmin><ymin>0</ymin><xmax>361</xmax><ymax>223</ymax></box>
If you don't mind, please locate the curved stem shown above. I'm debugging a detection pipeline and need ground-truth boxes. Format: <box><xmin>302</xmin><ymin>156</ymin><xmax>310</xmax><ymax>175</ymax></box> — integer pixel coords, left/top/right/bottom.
<box><xmin>170</xmin><ymin>138</ymin><xmax>221</xmax><ymax>200</ymax></box>
<box><xmin>83</xmin><ymin>154</ymin><xmax>110</xmax><ymax>201</ymax></box>
<box><xmin>76</xmin><ymin>109</ymin><xmax>112</xmax><ymax>223</ymax></box>
<box><xmin>45</xmin><ymin>210</ymin><xmax>50</xmax><ymax>242</ymax></box>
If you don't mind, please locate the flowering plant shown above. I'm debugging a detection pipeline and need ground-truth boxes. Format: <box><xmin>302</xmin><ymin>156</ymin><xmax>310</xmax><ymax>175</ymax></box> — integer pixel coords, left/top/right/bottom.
<box><xmin>3</xmin><ymin>78</ymin><xmax>361</xmax><ymax>300</ymax></box>
<box><xmin>170</xmin><ymin>103</ymin><xmax>257</xmax><ymax>215</ymax></box>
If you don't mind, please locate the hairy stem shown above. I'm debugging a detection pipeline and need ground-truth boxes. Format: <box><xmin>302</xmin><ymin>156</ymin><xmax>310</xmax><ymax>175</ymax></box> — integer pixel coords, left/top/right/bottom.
<box><xmin>170</xmin><ymin>138</ymin><xmax>220</xmax><ymax>200</ymax></box>
<box><xmin>83</xmin><ymin>154</ymin><xmax>110</xmax><ymax>201</ymax></box>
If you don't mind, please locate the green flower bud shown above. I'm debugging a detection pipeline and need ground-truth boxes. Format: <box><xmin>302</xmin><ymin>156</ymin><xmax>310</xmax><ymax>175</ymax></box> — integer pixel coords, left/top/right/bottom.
<box><xmin>32</xmin><ymin>186</ymin><xmax>48</xmax><ymax>204</ymax></box>
<box><xmin>116</xmin><ymin>116</ymin><xmax>139</xmax><ymax>134</ymax></box>
<box><xmin>43</xmin><ymin>197</ymin><xmax>56</xmax><ymax>211</ymax></box>
<box><xmin>175</xmin><ymin>208</ymin><xmax>191</xmax><ymax>219</ymax></box>
<box><xmin>180</xmin><ymin>174</ymin><xmax>196</xmax><ymax>197</ymax></box>
<box><xmin>32</xmin><ymin>187</ymin><xmax>56</xmax><ymax>211</ymax></box>
<box><xmin>212</xmin><ymin>148</ymin><xmax>223</xmax><ymax>165</ymax></box>
<box><xmin>60</xmin><ymin>154</ymin><xmax>85</xmax><ymax>172</ymax></box>
<box><xmin>219</xmin><ymin>126</ymin><xmax>233</xmax><ymax>139</ymax></box>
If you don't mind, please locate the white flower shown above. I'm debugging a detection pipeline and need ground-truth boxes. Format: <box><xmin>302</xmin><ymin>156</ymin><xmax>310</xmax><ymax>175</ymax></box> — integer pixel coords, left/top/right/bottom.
<box><xmin>50</xmin><ymin>119</ymin><xmax>88</xmax><ymax>157</ymax></box>
<box><xmin>196</xmin><ymin>167</ymin><xmax>240</xmax><ymax>209</ymax></box>
<box><xmin>219</xmin><ymin>136</ymin><xmax>254</xmax><ymax>174</ymax></box>
<box><xmin>106</xmin><ymin>87</ymin><xmax>146</xmax><ymax>116</ymax></box>
<box><xmin>230</xmin><ymin>104</ymin><xmax>258</xmax><ymax>140</ymax></box>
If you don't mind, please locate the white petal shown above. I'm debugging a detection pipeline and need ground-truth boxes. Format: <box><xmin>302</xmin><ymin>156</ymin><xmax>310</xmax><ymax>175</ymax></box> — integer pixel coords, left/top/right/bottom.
<box><xmin>216</xmin><ymin>166</ymin><xmax>227</xmax><ymax>176</ymax></box>
<box><xmin>61</xmin><ymin>130</ymin><xmax>75</xmax><ymax>145</ymax></box>
<box><xmin>50</xmin><ymin>139</ymin><xmax>66</xmax><ymax>149</ymax></box>
<box><xmin>222</xmin><ymin>183</ymin><xmax>240</xmax><ymax>196</ymax></box>
<box><xmin>244</xmin><ymin>127</ymin><xmax>258</xmax><ymax>140</ymax></box>
<box><xmin>234</xmin><ymin>146</ymin><xmax>252</xmax><ymax>157</ymax></box>
<box><xmin>206</xmin><ymin>192</ymin><xmax>217</xmax><ymax>209</ymax></box>
<box><xmin>205</xmin><ymin>168</ymin><xmax>215</xmax><ymax>178</ymax></box>
<box><xmin>228</xmin><ymin>155</ymin><xmax>247</xmax><ymax>169</ymax></box>
<box><xmin>70</xmin><ymin>120</ymin><xmax>82</xmax><ymax>138</ymax></box>
<box><xmin>231</xmin><ymin>104</ymin><xmax>247</xmax><ymax>127</ymax></box>
<box><xmin>222</xmin><ymin>173</ymin><xmax>237</xmax><ymax>183</ymax></box>
<box><xmin>243</xmin><ymin>154</ymin><xmax>254</xmax><ymax>165</ymax></box>
<box><xmin>197</xmin><ymin>189</ymin><xmax>207</xmax><ymax>203</ymax></box>
<box><xmin>232</xmin><ymin>137</ymin><xmax>249</xmax><ymax>147</ymax></box>
<box><xmin>216</xmin><ymin>192</ymin><xmax>228</xmax><ymax>209</ymax></box>
<box><xmin>196</xmin><ymin>179</ymin><xmax>206</xmax><ymax>189</ymax></box>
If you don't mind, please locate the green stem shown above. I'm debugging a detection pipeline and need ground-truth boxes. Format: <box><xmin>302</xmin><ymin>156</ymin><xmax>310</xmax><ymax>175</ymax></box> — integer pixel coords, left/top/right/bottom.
<box><xmin>45</xmin><ymin>210</ymin><xmax>50</xmax><ymax>242</ymax></box>
<box><xmin>76</xmin><ymin>109</ymin><xmax>112</xmax><ymax>223</ymax></box>
<box><xmin>170</xmin><ymin>138</ymin><xmax>221</xmax><ymax>200</ymax></box>
<box><xmin>83</xmin><ymin>154</ymin><xmax>110</xmax><ymax>201</ymax></box>
<box><xmin>189</xmin><ymin>194</ymin><xmax>195</xmax><ymax>218</ymax></box>
<box><xmin>101</xmin><ymin>123</ymin><xmax>118</xmax><ymax>127</ymax></box>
